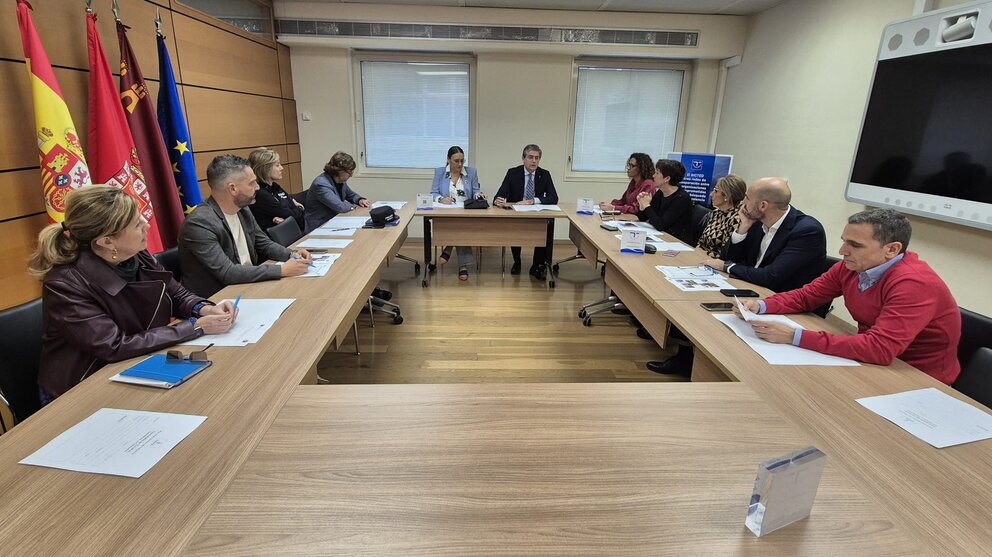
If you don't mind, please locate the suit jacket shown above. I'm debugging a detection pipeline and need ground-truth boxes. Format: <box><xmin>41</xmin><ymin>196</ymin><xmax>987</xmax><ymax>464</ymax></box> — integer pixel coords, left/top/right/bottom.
<box><xmin>720</xmin><ymin>206</ymin><xmax>827</xmax><ymax>293</ymax></box>
<box><xmin>40</xmin><ymin>250</ymin><xmax>206</xmax><ymax>397</ymax></box>
<box><xmin>495</xmin><ymin>165</ymin><xmax>558</xmax><ymax>205</ymax></box>
<box><xmin>179</xmin><ymin>196</ymin><xmax>292</xmax><ymax>297</ymax></box>
<box><xmin>431</xmin><ymin>166</ymin><xmax>482</xmax><ymax>202</ymax></box>
<box><xmin>304</xmin><ymin>172</ymin><xmax>365</xmax><ymax>233</ymax></box>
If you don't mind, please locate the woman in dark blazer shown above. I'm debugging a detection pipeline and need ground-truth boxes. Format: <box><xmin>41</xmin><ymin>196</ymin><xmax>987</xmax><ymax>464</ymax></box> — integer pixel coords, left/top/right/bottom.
<box><xmin>29</xmin><ymin>186</ymin><xmax>235</xmax><ymax>402</ymax></box>
<box><xmin>248</xmin><ymin>147</ymin><xmax>305</xmax><ymax>232</ymax></box>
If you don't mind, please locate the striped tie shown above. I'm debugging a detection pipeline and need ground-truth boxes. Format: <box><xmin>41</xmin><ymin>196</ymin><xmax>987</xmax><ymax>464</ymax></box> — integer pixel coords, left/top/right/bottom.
<box><xmin>525</xmin><ymin>172</ymin><xmax>535</xmax><ymax>200</ymax></box>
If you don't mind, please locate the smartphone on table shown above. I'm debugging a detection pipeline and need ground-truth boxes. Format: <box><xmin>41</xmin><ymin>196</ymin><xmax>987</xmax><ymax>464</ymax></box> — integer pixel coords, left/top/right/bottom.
<box><xmin>700</xmin><ymin>302</ymin><xmax>734</xmax><ymax>312</ymax></box>
<box><xmin>720</xmin><ymin>288</ymin><xmax>759</xmax><ymax>297</ymax></box>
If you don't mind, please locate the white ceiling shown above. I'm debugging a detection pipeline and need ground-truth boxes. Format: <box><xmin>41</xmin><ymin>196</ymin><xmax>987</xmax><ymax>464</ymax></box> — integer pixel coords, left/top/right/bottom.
<box><xmin>282</xmin><ymin>0</ymin><xmax>789</xmax><ymax>16</ymax></box>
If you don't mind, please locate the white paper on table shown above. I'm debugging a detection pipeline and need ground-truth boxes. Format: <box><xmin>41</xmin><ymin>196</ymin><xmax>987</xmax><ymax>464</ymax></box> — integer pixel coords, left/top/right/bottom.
<box><xmin>183</xmin><ymin>298</ymin><xmax>295</xmax><ymax>346</ymax></box>
<box><xmin>657</xmin><ymin>265</ymin><xmax>719</xmax><ymax>280</ymax></box>
<box><xmin>667</xmin><ymin>276</ymin><xmax>734</xmax><ymax>291</ymax></box>
<box><xmin>512</xmin><ymin>204</ymin><xmax>562</xmax><ymax>212</ymax></box>
<box><xmin>320</xmin><ymin>216</ymin><xmax>368</xmax><ymax>229</ymax></box>
<box><xmin>296</xmin><ymin>238</ymin><xmax>353</xmax><ymax>249</ymax></box>
<box><xmin>616</xmin><ymin>235</ymin><xmax>694</xmax><ymax>252</ymax></box>
<box><xmin>857</xmin><ymin>388</ymin><xmax>992</xmax><ymax>448</ymax></box>
<box><xmin>432</xmin><ymin>201</ymin><xmax>463</xmax><ymax>209</ymax></box>
<box><xmin>713</xmin><ymin>313</ymin><xmax>860</xmax><ymax>366</ymax></box>
<box><xmin>19</xmin><ymin>408</ymin><xmax>206</xmax><ymax>478</ymax></box>
<box><xmin>307</xmin><ymin>227</ymin><xmax>356</xmax><ymax>237</ymax></box>
<box><xmin>278</xmin><ymin>253</ymin><xmax>341</xmax><ymax>277</ymax></box>
<box><xmin>603</xmin><ymin>220</ymin><xmax>655</xmax><ymax>230</ymax></box>
<box><xmin>372</xmin><ymin>201</ymin><xmax>407</xmax><ymax>209</ymax></box>
<box><xmin>735</xmin><ymin>296</ymin><xmax>780</xmax><ymax>323</ymax></box>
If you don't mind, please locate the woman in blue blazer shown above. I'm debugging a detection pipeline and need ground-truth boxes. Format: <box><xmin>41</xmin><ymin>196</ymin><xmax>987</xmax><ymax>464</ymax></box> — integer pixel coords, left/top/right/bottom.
<box><xmin>431</xmin><ymin>146</ymin><xmax>485</xmax><ymax>281</ymax></box>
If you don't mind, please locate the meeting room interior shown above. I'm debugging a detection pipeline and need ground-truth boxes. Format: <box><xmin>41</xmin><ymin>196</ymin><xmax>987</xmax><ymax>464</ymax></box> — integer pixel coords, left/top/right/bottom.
<box><xmin>1</xmin><ymin>0</ymin><xmax>992</xmax><ymax>554</ymax></box>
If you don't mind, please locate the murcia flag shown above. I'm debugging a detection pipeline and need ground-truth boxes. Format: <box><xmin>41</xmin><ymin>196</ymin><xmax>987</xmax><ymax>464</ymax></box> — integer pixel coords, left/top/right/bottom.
<box><xmin>16</xmin><ymin>0</ymin><xmax>91</xmax><ymax>223</ymax></box>
<box><xmin>87</xmin><ymin>9</ymin><xmax>164</xmax><ymax>253</ymax></box>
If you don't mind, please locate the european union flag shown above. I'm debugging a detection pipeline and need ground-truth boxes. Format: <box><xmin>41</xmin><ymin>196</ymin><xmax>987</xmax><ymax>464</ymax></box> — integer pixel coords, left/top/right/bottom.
<box><xmin>156</xmin><ymin>33</ymin><xmax>201</xmax><ymax>212</ymax></box>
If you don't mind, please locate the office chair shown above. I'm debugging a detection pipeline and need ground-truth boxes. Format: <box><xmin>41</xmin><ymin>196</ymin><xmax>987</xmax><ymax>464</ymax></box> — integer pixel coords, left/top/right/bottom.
<box><xmin>957</xmin><ymin>307</ymin><xmax>992</xmax><ymax>373</ymax></box>
<box><xmin>154</xmin><ymin>246</ymin><xmax>182</xmax><ymax>282</ymax></box>
<box><xmin>953</xmin><ymin>346</ymin><xmax>992</xmax><ymax>410</ymax></box>
<box><xmin>0</xmin><ymin>298</ymin><xmax>44</xmax><ymax>432</ymax></box>
<box><xmin>266</xmin><ymin>217</ymin><xmax>304</xmax><ymax>247</ymax></box>
<box><xmin>688</xmin><ymin>202</ymin><xmax>713</xmax><ymax>246</ymax></box>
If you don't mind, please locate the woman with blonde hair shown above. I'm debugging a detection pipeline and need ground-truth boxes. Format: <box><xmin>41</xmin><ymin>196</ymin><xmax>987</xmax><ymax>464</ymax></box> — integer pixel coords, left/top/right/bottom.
<box><xmin>30</xmin><ymin>185</ymin><xmax>236</xmax><ymax>402</ymax></box>
<box><xmin>695</xmin><ymin>174</ymin><xmax>747</xmax><ymax>257</ymax></box>
<box><xmin>247</xmin><ymin>147</ymin><xmax>304</xmax><ymax>231</ymax></box>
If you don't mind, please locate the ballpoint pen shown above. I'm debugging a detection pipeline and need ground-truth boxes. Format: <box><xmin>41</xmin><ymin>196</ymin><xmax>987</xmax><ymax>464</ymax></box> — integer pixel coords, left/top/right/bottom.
<box><xmin>233</xmin><ymin>294</ymin><xmax>241</xmax><ymax>311</ymax></box>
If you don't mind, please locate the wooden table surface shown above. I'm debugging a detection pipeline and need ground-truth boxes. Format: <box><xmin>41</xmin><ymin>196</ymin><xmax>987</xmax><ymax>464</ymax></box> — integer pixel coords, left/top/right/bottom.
<box><xmin>185</xmin><ymin>383</ymin><xmax>922</xmax><ymax>556</ymax></box>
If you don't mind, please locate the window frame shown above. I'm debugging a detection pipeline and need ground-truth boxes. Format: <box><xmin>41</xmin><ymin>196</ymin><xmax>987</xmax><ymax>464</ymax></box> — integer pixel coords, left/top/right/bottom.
<box><xmin>565</xmin><ymin>58</ymin><xmax>692</xmax><ymax>181</ymax></box>
<box><xmin>351</xmin><ymin>51</ymin><xmax>477</xmax><ymax>179</ymax></box>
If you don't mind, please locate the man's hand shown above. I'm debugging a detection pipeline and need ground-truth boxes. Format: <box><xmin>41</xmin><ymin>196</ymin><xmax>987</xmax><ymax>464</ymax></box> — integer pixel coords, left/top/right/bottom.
<box><xmin>518</xmin><ymin>199</ymin><xmax>535</xmax><ymax>205</ymax></box>
<box><xmin>750</xmin><ymin>321</ymin><xmax>796</xmax><ymax>344</ymax></box>
<box><xmin>736</xmin><ymin>212</ymin><xmax>756</xmax><ymax>234</ymax></box>
<box><xmin>358</xmin><ymin>198</ymin><xmax>372</xmax><ymax>208</ymax></box>
<box><xmin>701</xmin><ymin>258</ymin><xmax>724</xmax><ymax>272</ymax></box>
<box><xmin>494</xmin><ymin>197</ymin><xmax>508</xmax><ymax>207</ymax></box>
<box><xmin>281</xmin><ymin>257</ymin><xmax>310</xmax><ymax>277</ymax></box>
<box><xmin>636</xmin><ymin>191</ymin><xmax>653</xmax><ymax>210</ymax></box>
<box><xmin>732</xmin><ymin>298</ymin><xmax>762</xmax><ymax>318</ymax></box>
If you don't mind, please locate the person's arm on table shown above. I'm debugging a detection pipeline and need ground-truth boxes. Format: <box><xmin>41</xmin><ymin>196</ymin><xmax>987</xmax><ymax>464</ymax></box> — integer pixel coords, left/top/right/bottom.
<box><xmin>182</xmin><ymin>219</ymin><xmax>284</xmax><ymax>284</ymax></box>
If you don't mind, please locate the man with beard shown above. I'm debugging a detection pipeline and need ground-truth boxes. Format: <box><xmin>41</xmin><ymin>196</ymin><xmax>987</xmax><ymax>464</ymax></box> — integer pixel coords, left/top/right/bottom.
<box><xmin>179</xmin><ymin>154</ymin><xmax>311</xmax><ymax>297</ymax></box>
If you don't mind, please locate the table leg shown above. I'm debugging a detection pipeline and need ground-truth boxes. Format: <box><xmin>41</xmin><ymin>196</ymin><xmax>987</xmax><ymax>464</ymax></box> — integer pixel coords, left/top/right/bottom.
<box><xmin>545</xmin><ymin>219</ymin><xmax>556</xmax><ymax>288</ymax></box>
<box><xmin>422</xmin><ymin>216</ymin><xmax>432</xmax><ymax>287</ymax></box>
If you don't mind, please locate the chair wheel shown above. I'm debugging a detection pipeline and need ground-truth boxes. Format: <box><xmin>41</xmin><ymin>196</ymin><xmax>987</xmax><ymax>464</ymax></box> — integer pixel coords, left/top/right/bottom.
<box><xmin>579</xmin><ymin>309</ymin><xmax>587</xmax><ymax>318</ymax></box>
<box><xmin>582</xmin><ymin>316</ymin><xmax>592</xmax><ymax>327</ymax></box>
<box><xmin>414</xmin><ymin>263</ymin><xmax>422</xmax><ymax>273</ymax></box>
<box><xmin>428</xmin><ymin>263</ymin><xmax>437</xmax><ymax>272</ymax></box>
<box><xmin>552</xmin><ymin>264</ymin><xmax>560</xmax><ymax>274</ymax></box>
<box><xmin>393</xmin><ymin>315</ymin><xmax>404</xmax><ymax>325</ymax></box>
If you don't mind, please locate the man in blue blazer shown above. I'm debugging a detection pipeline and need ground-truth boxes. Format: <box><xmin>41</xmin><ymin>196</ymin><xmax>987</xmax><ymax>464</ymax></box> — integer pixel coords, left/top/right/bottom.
<box><xmin>649</xmin><ymin>177</ymin><xmax>828</xmax><ymax>376</ymax></box>
<box><xmin>494</xmin><ymin>144</ymin><xmax>559</xmax><ymax>280</ymax></box>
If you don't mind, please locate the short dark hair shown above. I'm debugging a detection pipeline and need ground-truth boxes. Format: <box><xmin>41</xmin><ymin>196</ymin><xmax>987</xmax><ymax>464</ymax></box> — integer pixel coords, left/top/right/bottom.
<box><xmin>627</xmin><ymin>153</ymin><xmax>654</xmax><ymax>181</ymax></box>
<box><xmin>848</xmin><ymin>208</ymin><xmax>912</xmax><ymax>252</ymax></box>
<box><xmin>323</xmin><ymin>151</ymin><xmax>356</xmax><ymax>175</ymax></box>
<box><xmin>207</xmin><ymin>155</ymin><xmax>250</xmax><ymax>189</ymax></box>
<box><xmin>655</xmin><ymin>158</ymin><xmax>685</xmax><ymax>186</ymax></box>
<box><xmin>522</xmin><ymin>144</ymin><xmax>542</xmax><ymax>159</ymax></box>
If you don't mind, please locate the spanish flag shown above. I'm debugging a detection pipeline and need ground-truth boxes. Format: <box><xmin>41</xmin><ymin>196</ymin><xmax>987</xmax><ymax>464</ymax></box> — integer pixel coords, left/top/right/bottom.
<box><xmin>16</xmin><ymin>0</ymin><xmax>91</xmax><ymax>223</ymax></box>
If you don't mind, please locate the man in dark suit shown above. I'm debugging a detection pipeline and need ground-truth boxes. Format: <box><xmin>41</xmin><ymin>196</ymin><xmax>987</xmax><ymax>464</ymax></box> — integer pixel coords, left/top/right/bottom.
<box><xmin>648</xmin><ymin>177</ymin><xmax>827</xmax><ymax>375</ymax></box>
<box><xmin>494</xmin><ymin>144</ymin><xmax>559</xmax><ymax>280</ymax></box>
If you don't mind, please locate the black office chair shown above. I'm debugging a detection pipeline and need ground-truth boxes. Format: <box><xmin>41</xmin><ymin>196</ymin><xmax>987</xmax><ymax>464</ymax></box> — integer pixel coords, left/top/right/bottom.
<box><xmin>267</xmin><ymin>217</ymin><xmax>304</xmax><ymax>247</ymax></box>
<box><xmin>0</xmin><ymin>298</ymin><xmax>44</xmax><ymax>431</ymax></box>
<box><xmin>953</xmin><ymin>346</ymin><xmax>992</xmax><ymax>410</ymax></box>
<box><xmin>154</xmin><ymin>246</ymin><xmax>182</xmax><ymax>282</ymax></box>
<box><xmin>957</xmin><ymin>307</ymin><xmax>992</xmax><ymax>372</ymax></box>
<box><xmin>688</xmin><ymin>202</ymin><xmax>713</xmax><ymax>246</ymax></box>
<box><xmin>812</xmin><ymin>255</ymin><xmax>841</xmax><ymax>318</ymax></box>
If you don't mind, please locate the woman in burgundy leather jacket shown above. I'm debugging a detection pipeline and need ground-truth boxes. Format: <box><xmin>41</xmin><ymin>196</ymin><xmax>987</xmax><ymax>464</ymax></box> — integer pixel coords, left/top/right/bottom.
<box><xmin>28</xmin><ymin>186</ymin><xmax>236</xmax><ymax>402</ymax></box>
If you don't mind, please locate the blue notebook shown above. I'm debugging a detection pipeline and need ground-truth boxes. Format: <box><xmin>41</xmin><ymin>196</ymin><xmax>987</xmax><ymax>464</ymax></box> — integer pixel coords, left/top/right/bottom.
<box><xmin>111</xmin><ymin>353</ymin><xmax>212</xmax><ymax>389</ymax></box>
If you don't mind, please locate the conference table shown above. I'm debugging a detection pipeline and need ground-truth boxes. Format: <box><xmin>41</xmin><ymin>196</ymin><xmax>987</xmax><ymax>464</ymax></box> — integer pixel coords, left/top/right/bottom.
<box><xmin>0</xmin><ymin>201</ymin><xmax>990</xmax><ymax>556</ymax></box>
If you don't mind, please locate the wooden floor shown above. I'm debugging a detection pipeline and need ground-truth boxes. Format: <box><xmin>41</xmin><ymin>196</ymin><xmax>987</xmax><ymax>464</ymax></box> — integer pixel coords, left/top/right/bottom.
<box><xmin>318</xmin><ymin>241</ymin><xmax>685</xmax><ymax>384</ymax></box>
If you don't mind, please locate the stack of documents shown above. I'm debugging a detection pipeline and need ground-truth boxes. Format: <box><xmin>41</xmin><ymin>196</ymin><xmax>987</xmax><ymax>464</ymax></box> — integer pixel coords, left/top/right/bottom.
<box><xmin>320</xmin><ymin>215</ymin><xmax>368</xmax><ymax>229</ymax></box>
<box><xmin>371</xmin><ymin>201</ymin><xmax>407</xmax><ymax>209</ymax></box>
<box><xmin>713</xmin><ymin>313</ymin><xmax>860</xmax><ymax>366</ymax></box>
<box><xmin>657</xmin><ymin>265</ymin><xmax>734</xmax><ymax>291</ymax></box>
<box><xmin>512</xmin><ymin>204</ymin><xmax>562</xmax><ymax>212</ymax></box>
<box><xmin>183</xmin><ymin>298</ymin><xmax>295</xmax><ymax>347</ymax></box>
<box><xmin>296</xmin><ymin>238</ymin><xmax>352</xmax><ymax>249</ymax></box>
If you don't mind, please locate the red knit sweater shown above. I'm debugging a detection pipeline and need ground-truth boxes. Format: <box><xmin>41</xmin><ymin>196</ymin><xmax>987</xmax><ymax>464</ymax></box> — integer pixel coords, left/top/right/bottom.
<box><xmin>763</xmin><ymin>252</ymin><xmax>961</xmax><ymax>384</ymax></box>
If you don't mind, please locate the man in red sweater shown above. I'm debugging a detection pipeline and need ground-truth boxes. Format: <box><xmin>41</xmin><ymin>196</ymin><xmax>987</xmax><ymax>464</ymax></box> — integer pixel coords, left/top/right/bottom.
<box><xmin>737</xmin><ymin>208</ymin><xmax>961</xmax><ymax>384</ymax></box>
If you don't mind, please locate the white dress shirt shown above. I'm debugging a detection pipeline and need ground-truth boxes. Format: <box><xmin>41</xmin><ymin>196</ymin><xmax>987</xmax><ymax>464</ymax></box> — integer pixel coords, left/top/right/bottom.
<box><xmin>729</xmin><ymin>205</ymin><xmax>792</xmax><ymax>267</ymax></box>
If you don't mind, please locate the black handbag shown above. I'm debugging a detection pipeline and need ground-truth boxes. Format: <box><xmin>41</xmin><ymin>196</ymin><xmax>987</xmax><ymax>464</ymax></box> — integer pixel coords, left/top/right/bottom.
<box><xmin>463</xmin><ymin>197</ymin><xmax>489</xmax><ymax>210</ymax></box>
<box><xmin>365</xmin><ymin>205</ymin><xmax>398</xmax><ymax>228</ymax></box>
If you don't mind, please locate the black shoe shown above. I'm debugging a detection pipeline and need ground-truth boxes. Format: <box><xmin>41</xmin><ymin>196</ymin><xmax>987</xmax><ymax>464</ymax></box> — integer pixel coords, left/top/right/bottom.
<box><xmin>611</xmin><ymin>307</ymin><xmax>631</xmax><ymax>315</ymax></box>
<box><xmin>628</xmin><ymin>316</ymin><xmax>642</xmax><ymax>327</ymax></box>
<box><xmin>646</xmin><ymin>348</ymin><xmax>693</xmax><ymax>376</ymax></box>
<box><xmin>636</xmin><ymin>327</ymin><xmax>653</xmax><ymax>341</ymax></box>
<box><xmin>372</xmin><ymin>287</ymin><xmax>392</xmax><ymax>301</ymax></box>
<box><xmin>529</xmin><ymin>265</ymin><xmax>547</xmax><ymax>281</ymax></box>
<box><xmin>510</xmin><ymin>262</ymin><xmax>522</xmax><ymax>275</ymax></box>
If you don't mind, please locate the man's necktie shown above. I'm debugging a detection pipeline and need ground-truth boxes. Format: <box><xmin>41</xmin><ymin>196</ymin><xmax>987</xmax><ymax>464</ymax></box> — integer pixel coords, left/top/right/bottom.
<box><xmin>525</xmin><ymin>172</ymin><xmax>535</xmax><ymax>200</ymax></box>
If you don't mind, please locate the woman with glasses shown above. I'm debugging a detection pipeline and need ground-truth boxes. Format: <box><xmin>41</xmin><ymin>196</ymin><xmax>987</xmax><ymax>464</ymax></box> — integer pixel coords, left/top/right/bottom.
<box><xmin>304</xmin><ymin>151</ymin><xmax>373</xmax><ymax>233</ymax></box>
<box><xmin>29</xmin><ymin>186</ymin><xmax>236</xmax><ymax>402</ymax></box>
<box><xmin>696</xmin><ymin>174</ymin><xmax>747</xmax><ymax>257</ymax></box>
<box><xmin>430</xmin><ymin>146</ymin><xmax>485</xmax><ymax>281</ymax></box>
<box><xmin>599</xmin><ymin>153</ymin><xmax>657</xmax><ymax>214</ymax></box>
<box><xmin>247</xmin><ymin>147</ymin><xmax>305</xmax><ymax>232</ymax></box>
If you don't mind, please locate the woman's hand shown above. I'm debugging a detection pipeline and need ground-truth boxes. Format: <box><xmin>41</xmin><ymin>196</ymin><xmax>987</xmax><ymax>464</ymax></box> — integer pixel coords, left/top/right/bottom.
<box><xmin>598</xmin><ymin>201</ymin><xmax>614</xmax><ymax>211</ymax></box>
<box><xmin>195</xmin><ymin>313</ymin><xmax>234</xmax><ymax>334</ymax></box>
<box><xmin>358</xmin><ymin>198</ymin><xmax>373</xmax><ymax>208</ymax></box>
<box><xmin>441</xmin><ymin>196</ymin><xmax>455</xmax><ymax>204</ymax></box>
<box><xmin>273</xmin><ymin>217</ymin><xmax>285</xmax><ymax>225</ymax></box>
<box><xmin>636</xmin><ymin>191</ymin><xmax>653</xmax><ymax>210</ymax></box>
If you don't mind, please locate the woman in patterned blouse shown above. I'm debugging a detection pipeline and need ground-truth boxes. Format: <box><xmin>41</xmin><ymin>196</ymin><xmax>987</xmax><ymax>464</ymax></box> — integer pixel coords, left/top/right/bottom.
<box><xmin>696</xmin><ymin>174</ymin><xmax>748</xmax><ymax>257</ymax></box>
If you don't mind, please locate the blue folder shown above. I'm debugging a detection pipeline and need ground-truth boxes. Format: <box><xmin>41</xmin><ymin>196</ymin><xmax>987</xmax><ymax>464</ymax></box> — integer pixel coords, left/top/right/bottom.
<box><xmin>113</xmin><ymin>354</ymin><xmax>212</xmax><ymax>389</ymax></box>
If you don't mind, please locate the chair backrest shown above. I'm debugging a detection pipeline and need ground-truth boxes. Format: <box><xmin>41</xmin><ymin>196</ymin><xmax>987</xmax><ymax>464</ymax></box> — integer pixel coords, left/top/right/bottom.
<box><xmin>688</xmin><ymin>203</ymin><xmax>712</xmax><ymax>246</ymax></box>
<box><xmin>154</xmin><ymin>246</ymin><xmax>182</xmax><ymax>282</ymax></box>
<box><xmin>811</xmin><ymin>256</ymin><xmax>841</xmax><ymax>318</ymax></box>
<box><xmin>267</xmin><ymin>217</ymin><xmax>304</xmax><ymax>247</ymax></box>
<box><xmin>957</xmin><ymin>307</ymin><xmax>992</xmax><ymax>372</ymax></box>
<box><xmin>0</xmin><ymin>298</ymin><xmax>43</xmax><ymax>427</ymax></box>
<box><xmin>953</xmin><ymin>346</ymin><xmax>992</xmax><ymax>410</ymax></box>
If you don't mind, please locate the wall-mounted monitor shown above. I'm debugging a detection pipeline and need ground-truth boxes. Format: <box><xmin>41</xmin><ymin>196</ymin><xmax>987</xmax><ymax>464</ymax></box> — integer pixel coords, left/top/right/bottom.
<box><xmin>847</xmin><ymin>2</ymin><xmax>992</xmax><ymax>231</ymax></box>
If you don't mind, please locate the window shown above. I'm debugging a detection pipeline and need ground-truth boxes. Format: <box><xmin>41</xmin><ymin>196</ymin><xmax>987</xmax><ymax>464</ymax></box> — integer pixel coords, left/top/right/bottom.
<box><xmin>571</xmin><ymin>64</ymin><xmax>687</xmax><ymax>173</ymax></box>
<box><xmin>359</xmin><ymin>59</ymin><xmax>471</xmax><ymax>169</ymax></box>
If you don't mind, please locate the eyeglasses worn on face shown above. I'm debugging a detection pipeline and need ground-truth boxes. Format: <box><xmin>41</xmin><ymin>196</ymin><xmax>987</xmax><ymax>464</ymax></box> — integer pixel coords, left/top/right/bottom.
<box><xmin>167</xmin><ymin>343</ymin><xmax>213</xmax><ymax>363</ymax></box>
<box><xmin>626</xmin><ymin>162</ymin><xmax>637</xmax><ymax>168</ymax></box>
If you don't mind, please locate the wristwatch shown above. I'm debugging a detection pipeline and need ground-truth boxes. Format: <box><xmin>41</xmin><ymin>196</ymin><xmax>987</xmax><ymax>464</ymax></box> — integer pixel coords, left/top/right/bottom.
<box><xmin>724</xmin><ymin>261</ymin><xmax>736</xmax><ymax>273</ymax></box>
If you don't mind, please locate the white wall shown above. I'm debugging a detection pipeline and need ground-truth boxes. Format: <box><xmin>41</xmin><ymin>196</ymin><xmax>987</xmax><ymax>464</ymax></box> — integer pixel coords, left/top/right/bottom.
<box><xmin>716</xmin><ymin>0</ymin><xmax>991</xmax><ymax>315</ymax></box>
<box><xmin>279</xmin><ymin>2</ymin><xmax>748</xmax><ymax>236</ymax></box>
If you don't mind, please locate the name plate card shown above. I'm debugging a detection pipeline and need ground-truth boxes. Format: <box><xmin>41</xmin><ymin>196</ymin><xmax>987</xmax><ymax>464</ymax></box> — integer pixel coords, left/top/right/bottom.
<box><xmin>577</xmin><ymin>197</ymin><xmax>595</xmax><ymax>214</ymax></box>
<box><xmin>619</xmin><ymin>228</ymin><xmax>647</xmax><ymax>254</ymax></box>
<box><xmin>416</xmin><ymin>193</ymin><xmax>433</xmax><ymax>210</ymax></box>
<box><xmin>745</xmin><ymin>446</ymin><xmax>827</xmax><ymax>537</ymax></box>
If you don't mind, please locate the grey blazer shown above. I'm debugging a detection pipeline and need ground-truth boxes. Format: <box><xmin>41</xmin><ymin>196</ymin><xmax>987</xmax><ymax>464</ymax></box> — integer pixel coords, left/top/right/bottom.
<box><xmin>304</xmin><ymin>172</ymin><xmax>365</xmax><ymax>233</ymax></box>
<box><xmin>178</xmin><ymin>197</ymin><xmax>292</xmax><ymax>297</ymax></box>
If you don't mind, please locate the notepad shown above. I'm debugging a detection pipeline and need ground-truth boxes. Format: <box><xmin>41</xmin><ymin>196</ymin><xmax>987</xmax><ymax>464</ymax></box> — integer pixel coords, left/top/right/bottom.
<box><xmin>111</xmin><ymin>353</ymin><xmax>212</xmax><ymax>389</ymax></box>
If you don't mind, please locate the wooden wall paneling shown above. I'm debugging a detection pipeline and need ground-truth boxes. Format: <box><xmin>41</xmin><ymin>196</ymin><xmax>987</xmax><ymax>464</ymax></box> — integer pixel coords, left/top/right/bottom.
<box><xmin>282</xmin><ymin>99</ymin><xmax>299</xmax><ymax>144</ymax></box>
<box><xmin>287</xmin><ymin>143</ymin><xmax>301</xmax><ymax>164</ymax></box>
<box><xmin>172</xmin><ymin>14</ymin><xmax>281</xmax><ymax>97</ymax></box>
<box><xmin>277</xmin><ymin>43</ymin><xmax>294</xmax><ymax>99</ymax></box>
<box><xmin>169</xmin><ymin>1</ymin><xmax>276</xmax><ymax>48</ymax></box>
<box><xmin>0</xmin><ymin>0</ymin><xmax>179</xmax><ymax>82</ymax></box>
<box><xmin>0</xmin><ymin>214</ymin><xmax>48</xmax><ymax>309</ymax></box>
<box><xmin>285</xmin><ymin>162</ymin><xmax>303</xmax><ymax>193</ymax></box>
<box><xmin>192</xmin><ymin>145</ymin><xmax>289</xmax><ymax>182</ymax></box>
<box><xmin>1</xmin><ymin>64</ymin><xmax>89</xmax><ymax>171</ymax></box>
<box><xmin>197</xmin><ymin>179</ymin><xmax>211</xmax><ymax>201</ymax></box>
<box><xmin>0</xmin><ymin>170</ymin><xmax>46</xmax><ymax>221</ymax></box>
<box><xmin>183</xmin><ymin>86</ymin><xmax>285</xmax><ymax>152</ymax></box>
